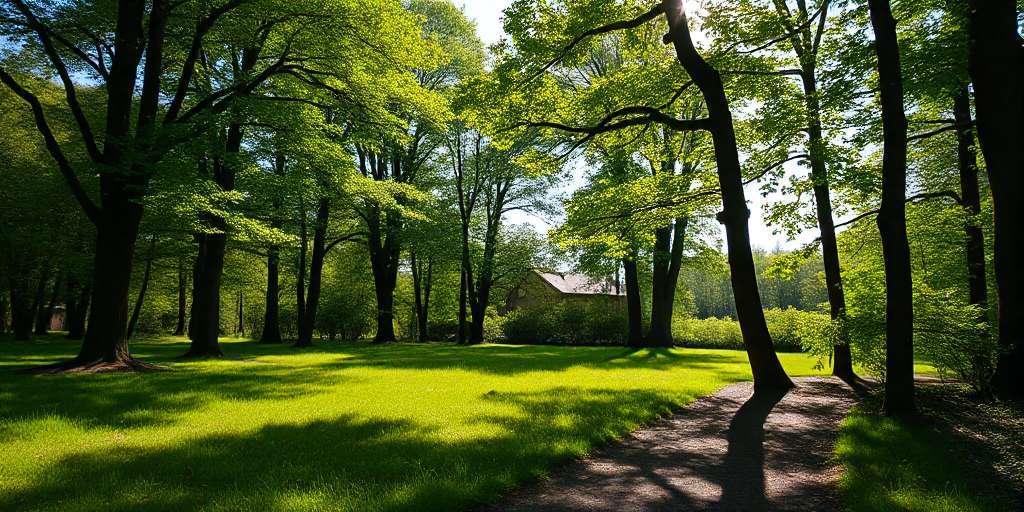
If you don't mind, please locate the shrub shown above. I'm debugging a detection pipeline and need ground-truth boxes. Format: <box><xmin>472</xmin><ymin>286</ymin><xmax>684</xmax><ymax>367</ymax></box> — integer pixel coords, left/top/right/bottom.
<box><xmin>674</xmin><ymin>308</ymin><xmax>829</xmax><ymax>353</ymax></box>
<box><xmin>501</xmin><ymin>300</ymin><xmax>628</xmax><ymax>345</ymax></box>
<box><xmin>502</xmin><ymin>306</ymin><xmax>559</xmax><ymax>343</ymax></box>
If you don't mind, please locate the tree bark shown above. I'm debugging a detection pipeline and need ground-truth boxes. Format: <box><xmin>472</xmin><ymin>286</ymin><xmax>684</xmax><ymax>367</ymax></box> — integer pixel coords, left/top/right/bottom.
<box><xmin>29</xmin><ymin>263</ymin><xmax>52</xmax><ymax>336</ymax></box>
<box><xmin>236</xmin><ymin>290</ymin><xmax>244</xmax><ymax>336</ymax></box>
<box><xmin>647</xmin><ymin>218</ymin><xmax>687</xmax><ymax>346</ymax></box>
<box><xmin>367</xmin><ymin>205</ymin><xmax>400</xmax><ymax>344</ymax></box>
<box><xmin>624</xmin><ymin>255</ymin><xmax>645</xmax><ymax>347</ymax></box>
<box><xmin>260</xmin><ymin>153</ymin><xmax>286</xmax><ymax>344</ymax></box>
<box><xmin>174</xmin><ymin>257</ymin><xmax>187</xmax><ymax>336</ymax></box>
<box><xmin>126</xmin><ymin>237</ymin><xmax>156</xmax><ymax>340</ymax></box>
<box><xmin>868</xmin><ymin>0</ymin><xmax>915</xmax><ymax>416</ymax></box>
<box><xmin>967</xmin><ymin>0</ymin><xmax>1024</xmax><ymax>398</ymax></box>
<box><xmin>799</xmin><ymin>65</ymin><xmax>856</xmax><ymax>379</ymax></box>
<box><xmin>411</xmin><ymin>253</ymin><xmax>433</xmax><ymax>342</ymax></box>
<box><xmin>260</xmin><ymin>246</ymin><xmax>283</xmax><ymax>344</ymax></box>
<box><xmin>184</xmin><ymin>121</ymin><xmax>246</xmax><ymax>357</ymax></box>
<box><xmin>76</xmin><ymin>201</ymin><xmax>144</xmax><ymax>366</ymax></box>
<box><xmin>662</xmin><ymin>0</ymin><xmax>793</xmax><ymax>390</ymax></box>
<box><xmin>67</xmin><ymin>281</ymin><xmax>90</xmax><ymax>340</ymax></box>
<box><xmin>296</xmin><ymin>198</ymin><xmax>308</xmax><ymax>332</ymax></box>
<box><xmin>296</xmin><ymin>197</ymin><xmax>329</xmax><ymax>348</ymax></box>
<box><xmin>35</xmin><ymin>271</ymin><xmax>62</xmax><ymax>335</ymax></box>
<box><xmin>458</xmin><ymin>264</ymin><xmax>468</xmax><ymax>344</ymax></box>
<box><xmin>954</xmin><ymin>88</ymin><xmax>988</xmax><ymax>317</ymax></box>
<box><xmin>186</xmin><ymin>231</ymin><xmax>226</xmax><ymax>357</ymax></box>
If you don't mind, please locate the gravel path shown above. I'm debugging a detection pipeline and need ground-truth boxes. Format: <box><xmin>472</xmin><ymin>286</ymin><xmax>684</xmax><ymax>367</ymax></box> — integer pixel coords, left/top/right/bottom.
<box><xmin>488</xmin><ymin>377</ymin><xmax>859</xmax><ymax>512</ymax></box>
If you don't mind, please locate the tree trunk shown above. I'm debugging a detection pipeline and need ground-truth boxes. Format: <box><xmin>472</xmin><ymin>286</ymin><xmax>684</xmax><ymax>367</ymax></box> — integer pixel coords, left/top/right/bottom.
<box><xmin>368</xmin><ymin>207</ymin><xmax>400</xmax><ymax>344</ymax></box>
<box><xmin>75</xmin><ymin>203</ymin><xmax>144</xmax><ymax>366</ymax></box>
<box><xmin>868</xmin><ymin>0</ymin><xmax>915</xmax><ymax>416</ymax></box>
<box><xmin>647</xmin><ymin>218</ymin><xmax>687</xmax><ymax>346</ymax></box>
<box><xmin>236</xmin><ymin>290</ymin><xmax>244</xmax><ymax>336</ymax></box>
<box><xmin>186</xmin><ymin>232</ymin><xmax>226</xmax><ymax>357</ymax></box>
<box><xmin>174</xmin><ymin>257</ymin><xmax>187</xmax><ymax>336</ymax></box>
<box><xmin>411</xmin><ymin>253</ymin><xmax>433</xmax><ymax>343</ymax></box>
<box><xmin>799</xmin><ymin>66</ymin><xmax>856</xmax><ymax>379</ymax></box>
<box><xmin>10</xmin><ymin>279</ymin><xmax>33</xmax><ymax>341</ymax></box>
<box><xmin>662</xmin><ymin>0</ymin><xmax>793</xmax><ymax>390</ymax></box>
<box><xmin>458</xmin><ymin>265</ymin><xmax>468</xmax><ymax>344</ymax></box>
<box><xmin>0</xmin><ymin>288</ymin><xmax>7</xmax><ymax>334</ymax></box>
<box><xmin>261</xmin><ymin>153</ymin><xmax>286</xmax><ymax>344</ymax></box>
<box><xmin>623</xmin><ymin>255</ymin><xmax>644</xmax><ymax>347</ymax></box>
<box><xmin>296</xmin><ymin>198</ymin><xmax>308</xmax><ymax>331</ymax></box>
<box><xmin>260</xmin><ymin>246</ymin><xmax>282</xmax><ymax>343</ymax></box>
<box><xmin>954</xmin><ymin>88</ymin><xmax>988</xmax><ymax>317</ymax></box>
<box><xmin>29</xmin><ymin>264</ymin><xmax>52</xmax><ymax>336</ymax></box>
<box><xmin>67</xmin><ymin>282</ymin><xmax>90</xmax><ymax>340</ymax></box>
<box><xmin>126</xmin><ymin>238</ymin><xmax>156</xmax><ymax>340</ymax></box>
<box><xmin>184</xmin><ymin>122</ymin><xmax>245</xmax><ymax>358</ymax></box>
<box><xmin>296</xmin><ymin>197</ymin><xmax>329</xmax><ymax>348</ymax></box>
<box><xmin>35</xmin><ymin>271</ymin><xmax>62</xmax><ymax>335</ymax></box>
<box><xmin>967</xmin><ymin>0</ymin><xmax>1024</xmax><ymax>398</ymax></box>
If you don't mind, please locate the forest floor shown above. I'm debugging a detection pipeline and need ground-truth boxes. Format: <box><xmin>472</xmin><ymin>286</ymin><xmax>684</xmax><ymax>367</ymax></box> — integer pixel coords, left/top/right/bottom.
<box><xmin>488</xmin><ymin>377</ymin><xmax>858</xmax><ymax>511</ymax></box>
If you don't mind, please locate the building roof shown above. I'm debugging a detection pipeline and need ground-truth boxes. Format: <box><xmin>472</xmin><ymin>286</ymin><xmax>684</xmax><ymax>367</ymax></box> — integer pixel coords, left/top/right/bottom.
<box><xmin>535</xmin><ymin>270</ymin><xmax>625</xmax><ymax>296</ymax></box>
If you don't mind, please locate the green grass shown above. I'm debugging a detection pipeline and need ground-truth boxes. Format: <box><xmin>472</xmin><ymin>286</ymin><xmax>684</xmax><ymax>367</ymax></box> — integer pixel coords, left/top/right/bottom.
<box><xmin>1</xmin><ymin>335</ymin><xmax>832</xmax><ymax>511</ymax></box>
<box><xmin>837</xmin><ymin>407</ymin><xmax>1005</xmax><ymax>512</ymax></box>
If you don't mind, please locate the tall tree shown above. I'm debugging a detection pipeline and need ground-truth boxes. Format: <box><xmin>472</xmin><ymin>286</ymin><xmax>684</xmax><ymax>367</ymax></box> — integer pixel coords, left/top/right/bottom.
<box><xmin>662</xmin><ymin>0</ymin><xmax>793</xmax><ymax>389</ymax></box>
<box><xmin>966</xmin><ymin>0</ymin><xmax>1024</xmax><ymax>398</ymax></box>
<box><xmin>866</xmin><ymin>0</ymin><xmax>915</xmax><ymax>415</ymax></box>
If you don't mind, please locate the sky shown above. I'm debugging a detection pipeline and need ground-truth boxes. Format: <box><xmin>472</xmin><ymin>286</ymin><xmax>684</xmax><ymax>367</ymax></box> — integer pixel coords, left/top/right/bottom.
<box><xmin>459</xmin><ymin>1</ymin><xmax>804</xmax><ymax>252</ymax></box>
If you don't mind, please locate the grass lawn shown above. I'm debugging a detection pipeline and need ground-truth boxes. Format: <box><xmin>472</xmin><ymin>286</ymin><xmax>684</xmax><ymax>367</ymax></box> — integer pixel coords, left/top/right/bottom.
<box><xmin>837</xmin><ymin>401</ymin><xmax>1017</xmax><ymax>512</ymax></box>
<box><xmin>1</xmin><ymin>335</ymin><xmax>832</xmax><ymax>511</ymax></box>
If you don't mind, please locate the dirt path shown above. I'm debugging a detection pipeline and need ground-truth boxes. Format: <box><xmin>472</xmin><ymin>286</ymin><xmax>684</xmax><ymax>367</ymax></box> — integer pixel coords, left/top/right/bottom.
<box><xmin>488</xmin><ymin>377</ymin><xmax>859</xmax><ymax>512</ymax></box>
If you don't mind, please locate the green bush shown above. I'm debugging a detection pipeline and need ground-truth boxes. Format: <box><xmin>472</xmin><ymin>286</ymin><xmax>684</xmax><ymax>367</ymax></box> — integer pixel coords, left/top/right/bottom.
<box><xmin>674</xmin><ymin>308</ymin><xmax>828</xmax><ymax>353</ymax></box>
<box><xmin>501</xmin><ymin>300</ymin><xmax>628</xmax><ymax>345</ymax></box>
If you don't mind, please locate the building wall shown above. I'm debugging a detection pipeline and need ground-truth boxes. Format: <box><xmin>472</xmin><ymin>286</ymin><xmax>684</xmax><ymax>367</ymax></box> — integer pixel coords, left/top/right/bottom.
<box><xmin>504</xmin><ymin>272</ymin><xmax>626</xmax><ymax>313</ymax></box>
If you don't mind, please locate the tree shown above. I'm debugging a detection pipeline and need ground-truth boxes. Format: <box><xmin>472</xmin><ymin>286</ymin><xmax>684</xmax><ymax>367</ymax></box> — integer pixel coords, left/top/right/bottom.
<box><xmin>662</xmin><ymin>0</ymin><xmax>793</xmax><ymax>389</ymax></box>
<box><xmin>966</xmin><ymin>0</ymin><xmax>1024</xmax><ymax>398</ymax></box>
<box><xmin>498</xmin><ymin>0</ymin><xmax>794</xmax><ymax>388</ymax></box>
<box><xmin>866</xmin><ymin>0</ymin><xmax>915</xmax><ymax>416</ymax></box>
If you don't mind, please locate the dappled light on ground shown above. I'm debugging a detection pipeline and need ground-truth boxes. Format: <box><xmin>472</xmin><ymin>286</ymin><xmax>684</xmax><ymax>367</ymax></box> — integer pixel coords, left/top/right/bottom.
<box><xmin>0</xmin><ymin>336</ymin><xmax>831</xmax><ymax>511</ymax></box>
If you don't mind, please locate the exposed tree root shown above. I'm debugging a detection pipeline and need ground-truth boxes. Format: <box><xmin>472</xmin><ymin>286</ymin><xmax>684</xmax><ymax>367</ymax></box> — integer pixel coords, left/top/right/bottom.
<box><xmin>24</xmin><ymin>357</ymin><xmax>166</xmax><ymax>374</ymax></box>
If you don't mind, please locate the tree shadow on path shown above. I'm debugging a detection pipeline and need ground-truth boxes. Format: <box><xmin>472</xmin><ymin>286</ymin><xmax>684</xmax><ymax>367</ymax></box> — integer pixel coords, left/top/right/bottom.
<box><xmin>487</xmin><ymin>377</ymin><xmax>858</xmax><ymax>512</ymax></box>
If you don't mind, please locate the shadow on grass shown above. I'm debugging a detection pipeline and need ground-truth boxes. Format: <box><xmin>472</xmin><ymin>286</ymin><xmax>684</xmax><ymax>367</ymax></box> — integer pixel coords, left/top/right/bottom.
<box><xmin>837</xmin><ymin>397</ymin><xmax>1016</xmax><ymax>511</ymax></box>
<box><xmin>316</xmin><ymin>343</ymin><xmax>742</xmax><ymax>376</ymax></box>
<box><xmin>0</xmin><ymin>387</ymin><xmax>680</xmax><ymax>512</ymax></box>
<box><xmin>0</xmin><ymin>338</ymin><xmax>349</xmax><ymax>434</ymax></box>
<box><xmin>0</xmin><ymin>337</ymin><xmax>751</xmax><ymax>437</ymax></box>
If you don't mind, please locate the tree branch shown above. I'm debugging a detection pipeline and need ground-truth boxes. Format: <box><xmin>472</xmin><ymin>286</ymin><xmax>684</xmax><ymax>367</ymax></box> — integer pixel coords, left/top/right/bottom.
<box><xmin>0</xmin><ymin>68</ymin><xmax>100</xmax><ymax>225</ymax></box>
<box><xmin>164</xmin><ymin>0</ymin><xmax>248</xmax><ymax>123</ymax></box>
<box><xmin>834</xmin><ymin>191</ymin><xmax>964</xmax><ymax>230</ymax></box>
<box><xmin>11</xmin><ymin>0</ymin><xmax>102</xmax><ymax>163</ymax></box>
<box><xmin>907</xmin><ymin>124</ymin><xmax>959</xmax><ymax>142</ymax></box>
<box><xmin>522</xmin><ymin>4</ymin><xmax>666</xmax><ymax>86</ymax></box>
